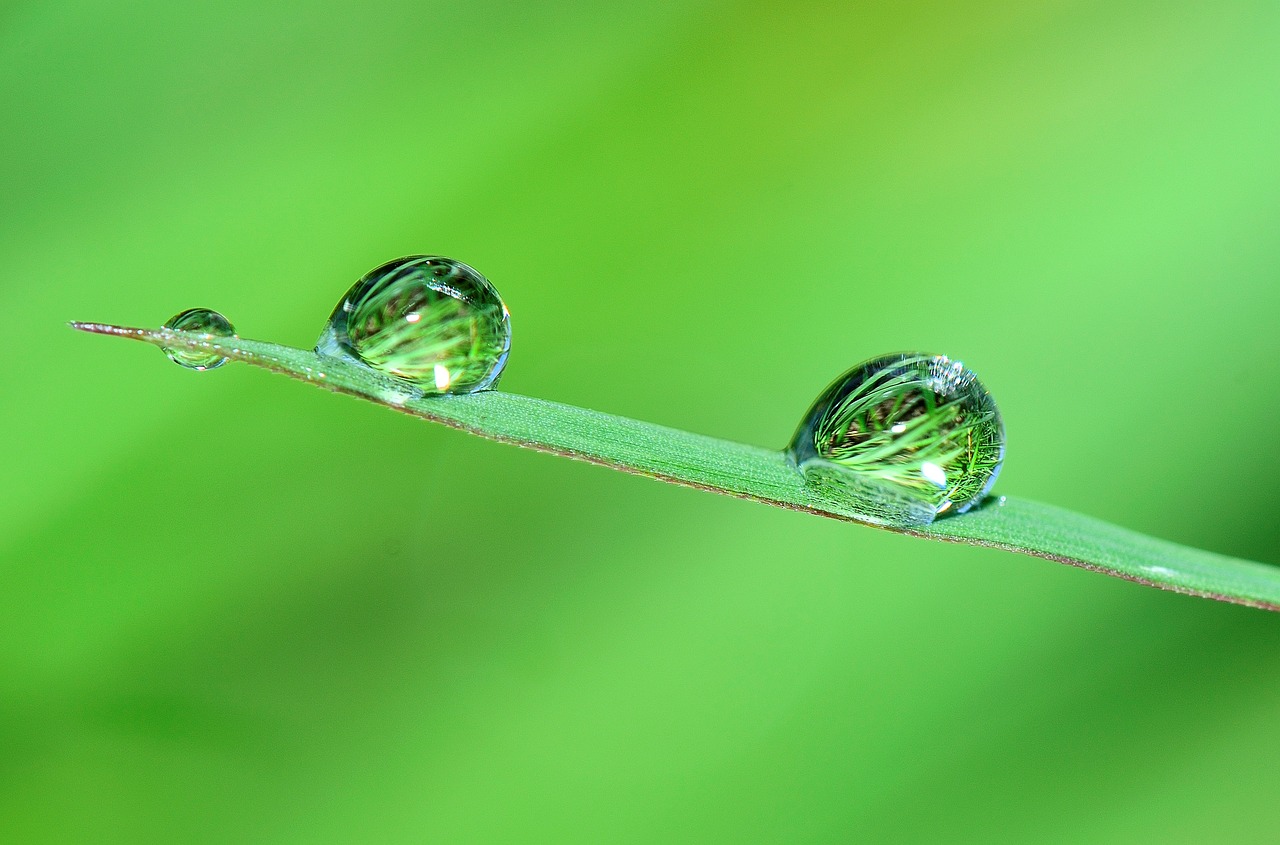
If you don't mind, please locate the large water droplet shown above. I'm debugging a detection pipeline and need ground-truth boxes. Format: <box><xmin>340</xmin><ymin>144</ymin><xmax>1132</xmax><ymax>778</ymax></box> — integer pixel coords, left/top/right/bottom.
<box><xmin>162</xmin><ymin>308</ymin><xmax>236</xmax><ymax>371</ymax></box>
<box><xmin>315</xmin><ymin>255</ymin><xmax>511</xmax><ymax>395</ymax></box>
<box><xmin>788</xmin><ymin>353</ymin><xmax>1004</xmax><ymax>526</ymax></box>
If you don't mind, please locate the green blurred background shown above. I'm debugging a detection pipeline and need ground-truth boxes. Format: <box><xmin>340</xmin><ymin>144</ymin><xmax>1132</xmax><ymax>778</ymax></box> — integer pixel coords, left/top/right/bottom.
<box><xmin>3</xmin><ymin>0</ymin><xmax>1279</xmax><ymax>841</ymax></box>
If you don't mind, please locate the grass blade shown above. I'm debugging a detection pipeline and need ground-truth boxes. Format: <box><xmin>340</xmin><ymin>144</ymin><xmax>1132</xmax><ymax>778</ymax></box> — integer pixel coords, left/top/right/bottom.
<box><xmin>70</xmin><ymin>321</ymin><xmax>1280</xmax><ymax>612</ymax></box>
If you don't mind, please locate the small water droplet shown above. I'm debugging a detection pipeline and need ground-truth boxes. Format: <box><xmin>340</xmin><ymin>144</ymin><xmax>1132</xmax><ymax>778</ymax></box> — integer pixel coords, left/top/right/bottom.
<box><xmin>789</xmin><ymin>353</ymin><xmax>1005</xmax><ymax>526</ymax></box>
<box><xmin>162</xmin><ymin>308</ymin><xmax>236</xmax><ymax>371</ymax></box>
<box><xmin>315</xmin><ymin>255</ymin><xmax>511</xmax><ymax>395</ymax></box>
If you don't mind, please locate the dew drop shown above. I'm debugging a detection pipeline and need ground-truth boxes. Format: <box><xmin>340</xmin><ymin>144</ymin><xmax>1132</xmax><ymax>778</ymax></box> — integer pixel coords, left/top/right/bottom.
<box><xmin>162</xmin><ymin>308</ymin><xmax>236</xmax><ymax>371</ymax></box>
<box><xmin>788</xmin><ymin>353</ymin><xmax>1005</xmax><ymax>526</ymax></box>
<box><xmin>315</xmin><ymin>255</ymin><xmax>511</xmax><ymax>395</ymax></box>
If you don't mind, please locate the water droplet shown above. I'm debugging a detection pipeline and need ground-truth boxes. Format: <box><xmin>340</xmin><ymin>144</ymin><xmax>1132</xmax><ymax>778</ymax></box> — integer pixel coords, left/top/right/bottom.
<box><xmin>315</xmin><ymin>255</ymin><xmax>511</xmax><ymax>395</ymax></box>
<box><xmin>789</xmin><ymin>353</ymin><xmax>1005</xmax><ymax>526</ymax></box>
<box><xmin>162</xmin><ymin>308</ymin><xmax>236</xmax><ymax>371</ymax></box>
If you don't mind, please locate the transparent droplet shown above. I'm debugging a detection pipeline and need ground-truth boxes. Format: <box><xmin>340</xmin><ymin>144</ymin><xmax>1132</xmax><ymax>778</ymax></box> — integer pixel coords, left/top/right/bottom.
<box><xmin>162</xmin><ymin>308</ymin><xmax>236</xmax><ymax>371</ymax></box>
<box><xmin>788</xmin><ymin>353</ymin><xmax>1005</xmax><ymax>526</ymax></box>
<box><xmin>315</xmin><ymin>255</ymin><xmax>511</xmax><ymax>395</ymax></box>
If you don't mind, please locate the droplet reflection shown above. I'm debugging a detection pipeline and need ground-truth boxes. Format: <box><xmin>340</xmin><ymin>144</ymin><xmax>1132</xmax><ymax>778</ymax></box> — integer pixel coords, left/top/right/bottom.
<box><xmin>789</xmin><ymin>353</ymin><xmax>1005</xmax><ymax>526</ymax></box>
<box><xmin>315</xmin><ymin>255</ymin><xmax>511</xmax><ymax>395</ymax></box>
<box><xmin>162</xmin><ymin>308</ymin><xmax>236</xmax><ymax>371</ymax></box>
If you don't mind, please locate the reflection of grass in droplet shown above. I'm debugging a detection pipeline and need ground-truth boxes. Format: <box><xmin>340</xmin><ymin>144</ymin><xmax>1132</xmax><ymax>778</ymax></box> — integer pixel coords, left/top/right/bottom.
<box><xmin>350</xmin><ymin>287</ymin><xmax>505</xmax><ymax>391</ymax></box>
<box><xmin>162</xmin><ymin>308</ymin><xmax>236</xmax><ymax>371</ymax></box>
<box><xmin>812</xmin><ymin>354</ymin><xmax>1001</xmax><ymax>511</ymax></box>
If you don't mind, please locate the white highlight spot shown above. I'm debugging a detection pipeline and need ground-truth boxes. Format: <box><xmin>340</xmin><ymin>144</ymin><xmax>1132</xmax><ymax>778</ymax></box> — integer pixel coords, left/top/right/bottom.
<box><xmin>921</xmin><ymin>462</ymin><xmax>947</xmax><ymax>488</ymax></box>
<box><xmin>890</xmin><ymin>423</ymin><xmax>907</xmax><ymax>434</ymax></box>
<box><xmin>405</xmin><ymin>313</ymin><xmax>422</xmax><ymax>323</ymax></box>
<box><xmin>434</xmin><ymin>365</ymin><xmax>452</xmax><ymax>392</ymax></box>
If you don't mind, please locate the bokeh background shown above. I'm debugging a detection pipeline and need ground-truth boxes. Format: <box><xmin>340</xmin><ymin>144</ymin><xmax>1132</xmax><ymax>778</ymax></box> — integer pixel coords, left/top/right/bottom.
<box><xmin>3</xmin><ymin>1</ymin><xmax>1279</xmax><ymax>841</ymax></box>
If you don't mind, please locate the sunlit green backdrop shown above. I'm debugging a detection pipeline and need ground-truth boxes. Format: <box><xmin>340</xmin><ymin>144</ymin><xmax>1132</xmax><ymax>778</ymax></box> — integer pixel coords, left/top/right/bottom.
<box><xmin>3</xmin><ymin>1</ymin><xmax>1279</xmax><ymax>841</ymax></box>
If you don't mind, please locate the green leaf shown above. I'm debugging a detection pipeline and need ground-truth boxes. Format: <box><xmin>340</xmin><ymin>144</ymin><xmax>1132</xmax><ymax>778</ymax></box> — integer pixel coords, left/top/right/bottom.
<box><xmin>71</xmin><ymin>321</ymin><xmax>1280</xmax><ymax>612</ymax></box>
